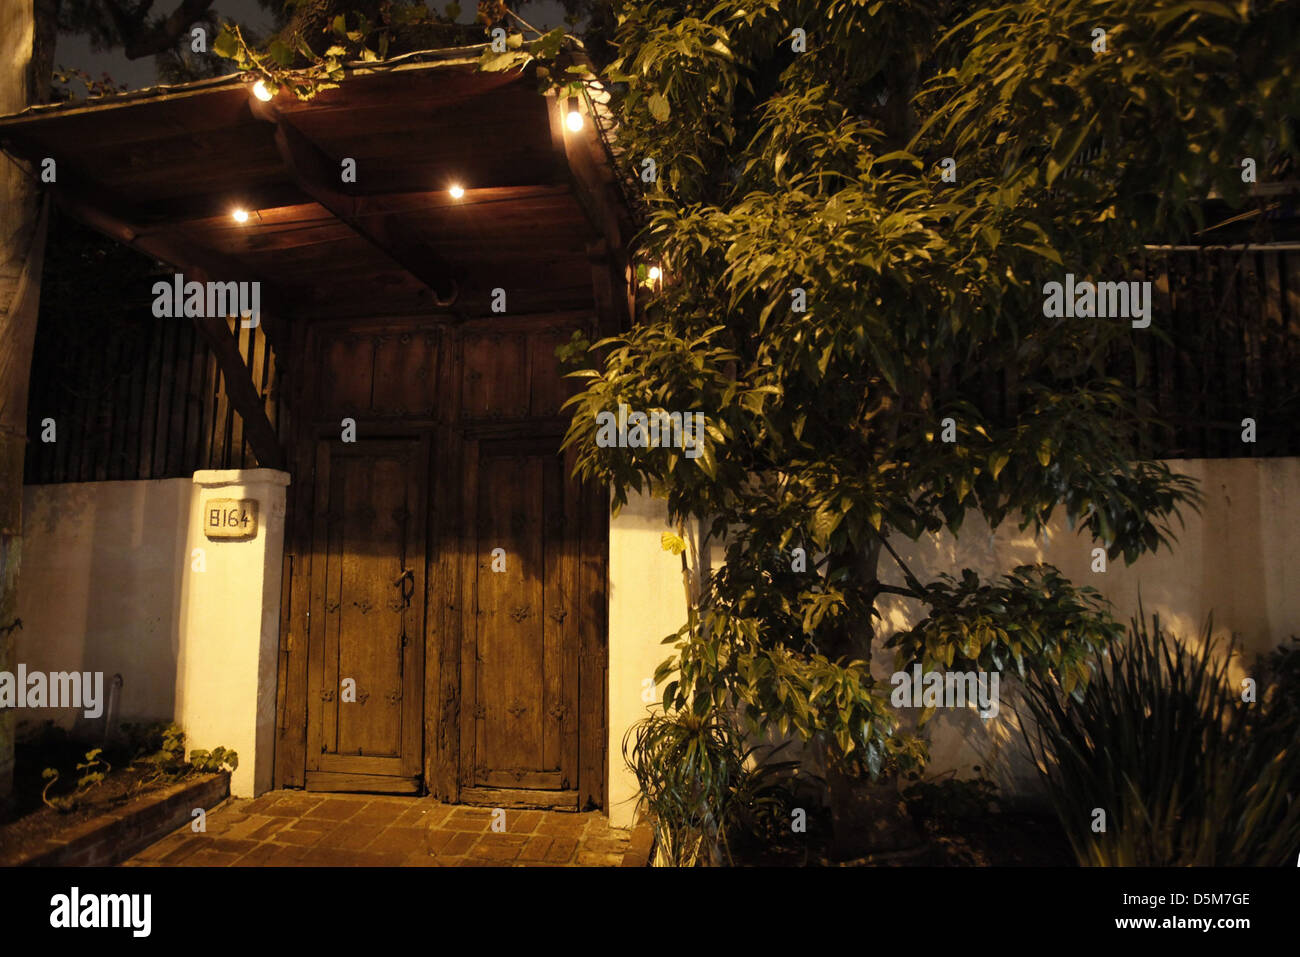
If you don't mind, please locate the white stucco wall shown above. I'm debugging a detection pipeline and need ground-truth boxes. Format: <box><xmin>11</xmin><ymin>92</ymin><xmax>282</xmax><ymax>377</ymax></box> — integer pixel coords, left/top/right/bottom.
<box><xmin>18</xmin><ymin>458</ymin><xmax>1295</xmax><ymax>816</ymax></box>
<box><xmin>605</xmin><ymin>458</ymin><xmax>1300</xmax><ymax>813</ymax></box>
<box><xmin>880</xmin><ymin>456</ymin><xmax>1300</xmax><ymax>795</ymax></box>
<box><xmin>16</xmin><ymin>469</ymin><xmax>288</xmax><ymax>798</ymax></box>
<box><xmin>606</xmin><ymin>492</ymin><xmax>691</xmax><ymax>829</ymax></box>
<box><xmin>16</xmin><ymin>479</ymin><xmax>192</xmax><ymax>735</ymax></box>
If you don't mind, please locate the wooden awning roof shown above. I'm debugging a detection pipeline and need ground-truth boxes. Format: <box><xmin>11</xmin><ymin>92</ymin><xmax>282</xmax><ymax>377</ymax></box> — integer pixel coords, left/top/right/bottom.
<box><xmin>0</xmin><ymin>46</ymin><xmax>630</xmax><ymax>329</ymax></box>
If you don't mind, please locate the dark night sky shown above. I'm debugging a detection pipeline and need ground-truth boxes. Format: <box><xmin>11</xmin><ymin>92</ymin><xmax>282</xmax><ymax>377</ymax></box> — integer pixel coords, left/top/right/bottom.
<box><xmin>56</xmin><ymin>0</ymin><xmax>574</xmax><ymax>90</ymax></box>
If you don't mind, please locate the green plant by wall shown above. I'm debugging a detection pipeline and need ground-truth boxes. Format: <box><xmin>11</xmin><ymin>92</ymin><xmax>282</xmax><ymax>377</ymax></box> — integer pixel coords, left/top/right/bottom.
<box><xmin>902</xmin><ymin>771</ymin><xmax>1000</xmax><ymax>830</ymax></box>
<box><xmin>1256</xmin><ymin>636</ymin><xmax>1300</xmax><ymax>740</ymax></box>
<box><xmin>622</xmin><ymin>709</ymin><xmax>798</xmax><ymax>866</ymax></box>
<box><xmin>40</xmin><ymin>747</ymin><xmax>111</xmax><ymax>812</ymax></box>
<box><xmin>36</xmin><ymin>724</ymin><xmax>238</xmax><ymax>812</ymax></box>
<box><xmin>545</xmin><ymin>0</ymin><xmax>1300</xmax><ymax>835</ymax></box>
<box><xmin>129</xmin><ymin>723</ymin><xmax>238</xmax><ymax>783</ymax></box>
<box><xmin>1020</xmin><ymin>612</ymin><xmax>1300</xmax><ymax>866</ymax></box>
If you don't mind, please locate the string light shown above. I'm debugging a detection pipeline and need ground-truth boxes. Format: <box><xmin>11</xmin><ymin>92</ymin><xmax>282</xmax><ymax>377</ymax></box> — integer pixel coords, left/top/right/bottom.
<box><xmin>252</xmin><ymin>79</ymin><xmax>274</xmax><ymax>102</ymax></box>
<box><xmin>449</xmin><ymin>184</ymin><xmax>465</xmax><ymax>200</ymax></box>
<box><xmin>565</xmin><ymin>95</ymin><xmax>584</xmax><ymax>132</ymax></box>
<box><xmin>232</xmin><ymin>208</ymin><xmax>250</xmax><ymax>224</ymax></box>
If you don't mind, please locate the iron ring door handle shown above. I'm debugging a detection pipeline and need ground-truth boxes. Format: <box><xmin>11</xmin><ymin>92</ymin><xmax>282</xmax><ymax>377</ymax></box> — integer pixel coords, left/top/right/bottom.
<box><xmin>394</xmin><ymin>569</ymin><xmax>415</xmax><ymax>606</ymax></box>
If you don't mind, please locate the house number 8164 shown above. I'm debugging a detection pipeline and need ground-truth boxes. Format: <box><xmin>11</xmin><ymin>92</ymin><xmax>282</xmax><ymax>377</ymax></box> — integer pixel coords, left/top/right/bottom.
<box><xmin>204</xmin><ymin>498</ymin><xmax>258</xmax><ymax>539</ymax></box>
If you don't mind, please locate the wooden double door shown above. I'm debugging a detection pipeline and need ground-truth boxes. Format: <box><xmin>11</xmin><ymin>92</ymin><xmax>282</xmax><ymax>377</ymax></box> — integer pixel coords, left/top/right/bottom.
<box><xmin>299</xmin><ymin>429</ymin><xmax>603</xmax><ymax>808</ymax></box>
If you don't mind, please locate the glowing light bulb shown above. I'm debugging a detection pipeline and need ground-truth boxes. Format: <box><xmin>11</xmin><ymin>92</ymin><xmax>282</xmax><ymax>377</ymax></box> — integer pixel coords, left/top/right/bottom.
<box><xmin>252</xmin><ymin>79</ymin><xmax>274</xmax><ymax>102</ymax></box>
<box><xmin>648</xmin><ymin>266</ymin><xmax>662</xmax><ymax>281</ymax></box>
<box><xmin>232</xmin><ymin>208</ymin><xmax>250</xmax><ymax>224</ymax></box>
<box><xmin>565</xmin><ymin>95</ymin><xmax>584</xmax><ymax>132</ymax></box>
<box><xmin>449</xmin><ymin>184</ymin><xmax>465</xmax><ymax>200</ymax></box>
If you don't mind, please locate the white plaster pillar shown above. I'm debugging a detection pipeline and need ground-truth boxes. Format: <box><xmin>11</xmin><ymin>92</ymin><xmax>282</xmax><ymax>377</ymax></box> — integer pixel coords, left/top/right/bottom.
<box><xmin>177</xmin><ymin>468</ymin><xmax>289</xmax><ymax>797</ymax></box>
<box><xmin>606</xmin><ymin>491</ymin><xmax>689</xmax><ymax>829</ymax></box>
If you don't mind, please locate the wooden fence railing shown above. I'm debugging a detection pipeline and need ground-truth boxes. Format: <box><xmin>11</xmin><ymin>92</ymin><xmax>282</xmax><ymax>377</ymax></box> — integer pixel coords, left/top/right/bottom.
<box><xmin>24</xmin><ymin>310</ymin><xmax>282</xmax><ymax>484</ymax></box>
<box><xmin>1129</xmin><ymin>245</ymin><xmax>1300</xmax><ymax>458</ymax></box>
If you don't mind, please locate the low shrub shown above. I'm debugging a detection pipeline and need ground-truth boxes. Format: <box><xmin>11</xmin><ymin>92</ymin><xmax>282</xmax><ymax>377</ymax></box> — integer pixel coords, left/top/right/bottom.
<box><xmin>903</xmin><ymin>770</ymin><xmax>1000</xmax><ymax>829</ymax></box>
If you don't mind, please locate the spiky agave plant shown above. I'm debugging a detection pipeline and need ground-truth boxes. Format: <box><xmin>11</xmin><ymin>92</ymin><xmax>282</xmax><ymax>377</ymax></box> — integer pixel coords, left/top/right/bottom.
<box><xmin>622</xmin><ymin>708</ymin><xmax>800</xmax><ymax>866</ymax></box>
<box><xmin>623</xmin><ymin>710</ymin><xmax>742</xmax><ymax>866</ymax></box>
<box><xmin>1020</xmin><ymin>610</ymin><xmax>1300</xmax><ymax>865</ymax></box>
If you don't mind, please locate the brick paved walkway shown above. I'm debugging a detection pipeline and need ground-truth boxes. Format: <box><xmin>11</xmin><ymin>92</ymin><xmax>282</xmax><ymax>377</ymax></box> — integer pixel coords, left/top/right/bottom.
<box><xmin>125</xmin><ymin>791</ymin><xmax>652</xmax><ymax>867</ymax></box>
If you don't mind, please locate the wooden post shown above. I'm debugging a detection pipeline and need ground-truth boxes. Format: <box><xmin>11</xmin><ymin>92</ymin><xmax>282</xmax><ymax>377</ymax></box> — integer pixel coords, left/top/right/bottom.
<box><xmin>0</xmin><ymin>199</ymin><xmax>47</xmax><ymax>796</ymax></box>
<box><xmin>0</xmin><ymin>0</ymin><xmax>47</xmax><ymax>802</ymax></box>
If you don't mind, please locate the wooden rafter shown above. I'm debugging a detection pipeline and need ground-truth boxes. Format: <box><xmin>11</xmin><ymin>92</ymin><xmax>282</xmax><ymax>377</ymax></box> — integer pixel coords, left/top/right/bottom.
<box><xmin>544</xmin><ymin>90</ymin><xmax>634</xmax><ymax>335</ymax></box>
<box><xmin>189</xmin><ymin>308</ymin><xmax>286</xmax><ymax>471</ymax></box>
<box><xmin>251</xmin><ymin>97</ymin><xmax>460</xmax><ymax>305</ymax></box>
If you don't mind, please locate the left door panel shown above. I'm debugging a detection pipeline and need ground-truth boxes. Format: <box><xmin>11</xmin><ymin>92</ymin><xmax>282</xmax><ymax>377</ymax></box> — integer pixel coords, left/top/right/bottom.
<box><xmin>306</xmin><ymin>437</ymin><xmax>427</xmax><ymax>793</ymax></box>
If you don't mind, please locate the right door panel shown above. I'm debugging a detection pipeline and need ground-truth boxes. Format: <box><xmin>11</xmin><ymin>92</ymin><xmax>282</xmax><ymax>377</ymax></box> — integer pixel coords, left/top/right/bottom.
<box><xmin>460</xmin><ymin>436</ymin><xmax>581</xmax><ymax>806</ymax></box>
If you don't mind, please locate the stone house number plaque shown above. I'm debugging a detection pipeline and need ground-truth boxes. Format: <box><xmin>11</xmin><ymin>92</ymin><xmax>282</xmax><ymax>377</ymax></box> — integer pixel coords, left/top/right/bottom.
<box><xmin>204</xmin><ymin>498</ymin><xmax>258</xmax><ymax>540</ymax></box>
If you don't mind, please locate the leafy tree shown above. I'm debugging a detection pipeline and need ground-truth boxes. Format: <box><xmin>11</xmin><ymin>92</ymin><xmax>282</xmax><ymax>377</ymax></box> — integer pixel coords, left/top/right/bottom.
<box><xmin>50</xmin><ymin>1</ymin><xmax>601</xmax><ymax>88</ymax></box>
<box><xmin>550</xmin><ymin>0</ymin><xmax>1298</xmax><ymax>841</ymax></box>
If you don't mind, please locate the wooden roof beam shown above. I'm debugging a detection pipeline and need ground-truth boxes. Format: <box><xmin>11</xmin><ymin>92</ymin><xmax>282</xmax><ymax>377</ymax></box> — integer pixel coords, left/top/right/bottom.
<box><xmin>545</xmin><ymin>93</ymin><xmax>634</xmax><ymax>335</ymax></box>
<box><xmin>190</xmin><ymin>309</ymin><xmax>287</xmax><ymax>471</ymax></box>
<box><xmin>250</xmin><ymin>96</ymin><xmax>460</xmax><ymax>305</ymax></box>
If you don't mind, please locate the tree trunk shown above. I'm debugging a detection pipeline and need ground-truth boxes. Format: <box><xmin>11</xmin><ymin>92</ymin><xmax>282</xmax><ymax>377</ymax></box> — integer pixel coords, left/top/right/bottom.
<box><xmin>0</xmin><ymin>0</ymin><xmax>52</xmax><ymax>803</ymax></box>
<box><xmin>821</xmin><ymin>533</ymin><xmax>922</xmax><ymax>858</ymax></box>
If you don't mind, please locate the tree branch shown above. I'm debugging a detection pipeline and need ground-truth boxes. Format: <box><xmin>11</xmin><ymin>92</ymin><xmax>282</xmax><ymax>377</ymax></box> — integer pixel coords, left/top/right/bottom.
<box><xmin>870</xmin><ymin>525</ymin><xmax>928</xmax><ymax>596</ymax></box>
<box><xmin>104</xmin><ymin>0</ymin><xmax>217</xmax><ymax>60</ymax></box>
<box><xmin>873</xmin><ymin>583</ymin><xmax>922</xmax><ymax>600</ymax></box>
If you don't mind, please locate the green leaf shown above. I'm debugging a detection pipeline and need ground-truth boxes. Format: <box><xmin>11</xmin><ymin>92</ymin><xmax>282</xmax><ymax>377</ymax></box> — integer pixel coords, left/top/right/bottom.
<box><xmin>1046</xmin><ymin>116</ymin><xmax>1094</xmax><ymax>186</ymax></box>
<box><xmin>1017</xmin><ymin>243</ymin><xmax>1062</xmax><ymax>265</ymax></box>
<box><xmin>480</xmin><ymin>51</ymin><xmax>531</xmax><ymax>72</ymax></box>
<box><xmin>989</xmin><ymin>451</ymin><xmax>1010</xmax><ymax>480</ymax></box>
<box><xmin>648</xmin><ymin>93</ymin><xmax>670</xmax><ymax>122</ymax></box>
<box><xmin>268</xmin><ymin>39</ymin><xmax>294</xmax><ymax>67</ymax></box>
<box><xmin>660</xmin><ymin>531</ymin><xmax>686</xmax><ymax>555</ymax></box>
<box><xmin>811</xmin><ymin>504</ymin><xmax>842</xmax><ymax>545</ymax></box>
<box><xmin>774</xmin><ymin>149</ymin><xmax>788</xmax><ymax>177</ymax></box>
<box><xmin>212</xmin><ymin>30</ymin><xmax>239</xmax><ymax>60</ymax></box>
<box><xmin>694</xmin><ymin>440</ymin><xmax>717</xmax><ymax>479</ymax></box>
